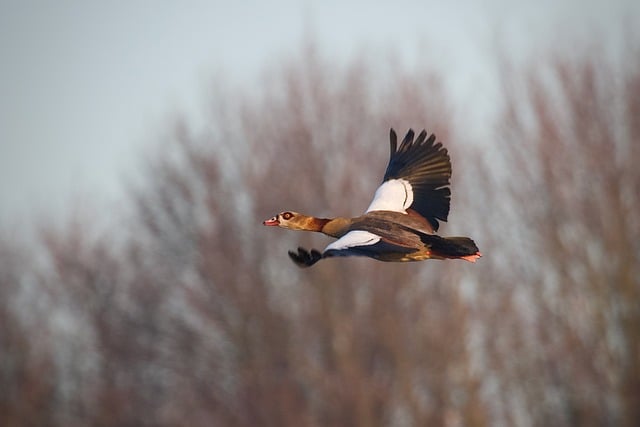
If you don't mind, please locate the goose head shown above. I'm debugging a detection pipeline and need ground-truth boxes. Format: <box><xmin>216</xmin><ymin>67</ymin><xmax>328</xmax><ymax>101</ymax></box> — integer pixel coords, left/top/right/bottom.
<box><xmin>263</xmin><ymin>211</ymin><xmax>310</xmax><ymax>230</ymax></box>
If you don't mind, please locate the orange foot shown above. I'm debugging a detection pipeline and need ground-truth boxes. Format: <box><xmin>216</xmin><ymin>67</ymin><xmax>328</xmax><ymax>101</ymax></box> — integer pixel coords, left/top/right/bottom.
<box><xmin>461</xmin><ymin>252</ymin><xmax>482</xmax><ymax>263</ymax></box>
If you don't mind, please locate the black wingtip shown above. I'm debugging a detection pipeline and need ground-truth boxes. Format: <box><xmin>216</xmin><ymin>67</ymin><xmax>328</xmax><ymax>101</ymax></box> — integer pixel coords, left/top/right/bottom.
<box><xmin>401</xmin><ymin>129</ymin><xmax>415</xmax><ymax>148</ymax></box>
<box><xmin>389</xmin><ymin>128</ymin><xmax>397</xmax><ymax>158</ymax></box>
<box><xmin>414</xmin><ymin>129</ymin><xmax>428</xmax><ymax>146</ymax></box>
<box><xmin>288</xmin><ymin>247</ymin><xmax>323</xmax><ymax>268</ymax></box>
<box><xmin>383</xmin><ymin>128</ymin><xmax>452</xmax><ymax>230</ymax></box>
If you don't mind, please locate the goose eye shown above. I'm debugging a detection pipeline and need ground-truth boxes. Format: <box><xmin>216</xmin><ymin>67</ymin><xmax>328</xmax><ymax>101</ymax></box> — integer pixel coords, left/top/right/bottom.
<box><xmin>282</xmin><ymin>212</ymin><xmax>293</xmax><ymax>220</ymax></box>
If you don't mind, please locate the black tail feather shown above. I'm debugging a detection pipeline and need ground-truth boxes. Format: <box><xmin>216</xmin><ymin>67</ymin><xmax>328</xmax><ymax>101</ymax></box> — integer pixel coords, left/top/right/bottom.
<box><xmin>420</xmin><ymin>235</ymin><xmax>479</xmax><ymax>258</ymax></box>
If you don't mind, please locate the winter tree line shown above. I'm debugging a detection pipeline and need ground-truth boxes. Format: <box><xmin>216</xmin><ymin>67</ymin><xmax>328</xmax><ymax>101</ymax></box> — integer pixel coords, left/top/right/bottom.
<box><xmin>1</xmin><ymin>43</ymin><xmax>638</xmax><ymax>426</ymax></box>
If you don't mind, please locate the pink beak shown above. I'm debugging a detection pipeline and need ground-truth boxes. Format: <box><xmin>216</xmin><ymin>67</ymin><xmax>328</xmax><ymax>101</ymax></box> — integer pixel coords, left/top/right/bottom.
<box><xmin>263</xmin><ymin>217</ymin><xmax>279</xmax><ymax>226</ymax></box>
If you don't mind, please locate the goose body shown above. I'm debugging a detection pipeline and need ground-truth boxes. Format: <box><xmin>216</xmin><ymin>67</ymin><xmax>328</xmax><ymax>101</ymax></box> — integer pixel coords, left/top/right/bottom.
<box><xmin>263</xmin><ymin>129</ymin><xmax>481</xmax><ymax>267</ymax></box>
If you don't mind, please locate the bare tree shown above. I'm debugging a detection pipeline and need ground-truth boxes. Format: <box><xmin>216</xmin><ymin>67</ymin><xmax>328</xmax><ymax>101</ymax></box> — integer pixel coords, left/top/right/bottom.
<box><xmin>0</xmin><ymin>235</ymin><xmax>57</xmax><ymax>427</ymax></box>
<box><xmin>462</xmin><ymin>49</ymin><xmax>640</xmax><ymax>426</ymax></box>
<box><xmin>120</xmin><ymin>46</ymin><xmax>475</xmax><ymax>426</ymax></box>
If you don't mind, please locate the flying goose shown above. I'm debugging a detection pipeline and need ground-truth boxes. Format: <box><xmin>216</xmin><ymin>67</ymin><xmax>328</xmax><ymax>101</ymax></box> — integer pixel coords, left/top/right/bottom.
<box><xmin>263</xmin><ymin>129</ymin><xmax>481</xmax><ymax>267</ymax></box>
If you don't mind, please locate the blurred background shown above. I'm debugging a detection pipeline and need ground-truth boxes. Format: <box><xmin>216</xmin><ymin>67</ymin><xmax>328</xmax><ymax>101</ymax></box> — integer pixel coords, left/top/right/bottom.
<box><xmin>1</xmin><ymin>1</ymin><xmax>639</xmax><ymax>426</ymax></box>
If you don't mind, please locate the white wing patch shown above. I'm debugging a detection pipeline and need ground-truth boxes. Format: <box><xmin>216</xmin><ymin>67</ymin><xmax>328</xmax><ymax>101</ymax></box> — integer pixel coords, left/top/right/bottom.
<box><xmin>365</xmin><ymin>178</ymin><xmax>414</xmax><ymax>213</ymax></box>
<box><xmin>325</xmin><ymin>230</ymin><xmax>381</xmax><ymax>252</ymax></box>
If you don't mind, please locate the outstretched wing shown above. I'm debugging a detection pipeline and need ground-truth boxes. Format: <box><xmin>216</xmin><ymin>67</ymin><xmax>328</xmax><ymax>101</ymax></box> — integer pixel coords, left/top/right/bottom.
<box><xmin>288</xmin><ymin>230</ymin><xmax>415</xmax><ymax>268</ymax></box>
<box><xmin>366</xmin><ymin>128</ymin><xmax>451</xmax><ymax>231</ymax></box>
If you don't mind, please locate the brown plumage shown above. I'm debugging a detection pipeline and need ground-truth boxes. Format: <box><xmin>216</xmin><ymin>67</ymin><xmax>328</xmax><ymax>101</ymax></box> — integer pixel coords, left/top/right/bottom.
<box><xmin>263</xmin><ymin>128</ymin><xmax>481</xmax><ymax>267</ymax></box>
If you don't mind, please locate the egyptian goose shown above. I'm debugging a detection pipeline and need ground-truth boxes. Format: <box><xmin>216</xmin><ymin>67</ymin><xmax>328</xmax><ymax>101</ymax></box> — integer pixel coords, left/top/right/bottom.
<box><xmin>263</xmin><ymin>129</ymin><xmax>481</xmax><ymax>267</ymax></box>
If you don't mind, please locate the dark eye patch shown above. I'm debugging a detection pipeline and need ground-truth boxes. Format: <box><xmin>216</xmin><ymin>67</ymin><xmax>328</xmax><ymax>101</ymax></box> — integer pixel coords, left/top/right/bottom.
<box><xmin>282</xmin><ymin>212</ymin><xmax>293</xmax><ymax>220</ymax></box>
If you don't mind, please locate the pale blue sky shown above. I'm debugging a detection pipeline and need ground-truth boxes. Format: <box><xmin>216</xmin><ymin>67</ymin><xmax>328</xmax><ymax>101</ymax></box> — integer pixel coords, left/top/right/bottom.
<box><xmin>0</xmin><ymin>1</ymin><xmax>636</xmax><ymax>229</ymax></box>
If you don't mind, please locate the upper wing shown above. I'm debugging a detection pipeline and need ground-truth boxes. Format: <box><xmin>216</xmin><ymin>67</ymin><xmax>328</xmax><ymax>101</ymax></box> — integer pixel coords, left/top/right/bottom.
<box><xmin>366</xmin><ymin>128</ymin><xmax>451</xmax><ymax>231</ymax></box>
